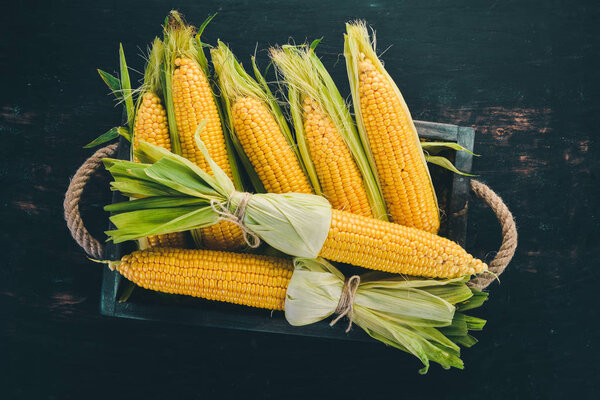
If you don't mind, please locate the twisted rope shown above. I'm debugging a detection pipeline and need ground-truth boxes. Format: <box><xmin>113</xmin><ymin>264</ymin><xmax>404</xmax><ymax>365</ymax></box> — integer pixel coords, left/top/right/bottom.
<box><xmin>63</xmin><ymin>143</ymin><xmax>119</xmax><ymax>258</ymax></box>
<box><xmin>468</xmin><ymin>179</ymin><xmax>518</xmax><ymax>290</ymax></box>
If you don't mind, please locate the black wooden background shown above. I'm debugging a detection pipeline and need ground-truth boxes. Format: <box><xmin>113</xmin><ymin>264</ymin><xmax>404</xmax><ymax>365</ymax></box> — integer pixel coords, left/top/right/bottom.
<box><xmin>1</xmin><ymin>0</ymin><xmax>598</xmax><ymax>398</ymax></box>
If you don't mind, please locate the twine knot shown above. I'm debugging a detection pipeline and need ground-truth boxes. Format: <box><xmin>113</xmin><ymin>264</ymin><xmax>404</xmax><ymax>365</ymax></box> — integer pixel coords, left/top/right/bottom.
<box><xmin>210</xmin><ymin>192</ymin><xmax>261</xmax><ymax>248</ymax></box>
<box><xmin>330</xmin><ymin>275</ymin><xmax>361</xmax><ymax>333</ymax></box>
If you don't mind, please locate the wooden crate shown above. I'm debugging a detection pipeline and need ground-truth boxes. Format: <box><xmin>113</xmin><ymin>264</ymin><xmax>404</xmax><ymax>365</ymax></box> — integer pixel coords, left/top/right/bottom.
<box><xmin>100</xmin><ymin>120</ymin><xmax>475</xmax><ymax>342</ymax></box>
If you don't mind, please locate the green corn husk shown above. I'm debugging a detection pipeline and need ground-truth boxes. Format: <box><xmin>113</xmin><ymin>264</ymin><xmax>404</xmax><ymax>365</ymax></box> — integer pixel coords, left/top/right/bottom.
<box><xmin>104</xmin><ymin>133</ymin><xmax>332</xmax><ymax>258</ymax></box>
<box><xmin>270</xmin><ymin>43</ymin><xmax>388</xmax><ymax>221</ymax></box>
<box><xmin>285</xmin><ymin>258</ymin><xmax>487</xmax><ymax>373</ymax></box>
<box><xmin>86</xmin><ymin>46</ymin><xmax>135</xmax><ymax>148</ymax></box>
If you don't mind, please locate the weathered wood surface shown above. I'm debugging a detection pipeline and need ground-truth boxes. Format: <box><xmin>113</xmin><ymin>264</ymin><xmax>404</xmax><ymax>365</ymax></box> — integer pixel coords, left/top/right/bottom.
<box><xmin>1</xmin><ymin>0</ymin><xmax>598</xmax><ymax>398</ymax></box>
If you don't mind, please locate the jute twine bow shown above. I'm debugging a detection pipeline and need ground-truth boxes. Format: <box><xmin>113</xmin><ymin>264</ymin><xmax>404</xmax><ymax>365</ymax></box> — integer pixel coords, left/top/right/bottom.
<box><xmin>330</xmin><ymin>275</ymin><xmax>361</xmax><ymax>332</ymax></box>
<box><xmin>210</xmin><ymin>192</ymin><xmax>261</xmax><ymax>248</ymax></box>
<box><xmin>63</xmin><ymin>145</ymin><xmax>516</xmax><ymax>291</ymax></box>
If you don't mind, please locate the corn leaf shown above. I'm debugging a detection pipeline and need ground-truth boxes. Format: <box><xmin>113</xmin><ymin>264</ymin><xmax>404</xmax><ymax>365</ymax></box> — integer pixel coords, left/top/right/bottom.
<box><xmin>457</xmin><ymin>289</ymin><xmax>489</xmax><ymax>311</ymax></box>
<box><xmin>109</xmin><ymin>180</ymin><xmax>184</xmax><ymax>198</ymax></box>
<box><xmin>84</xmin><ymin>126</ymin><xmax>129</xmax><ymax>148</ymax></box>
<box><xmin>448</xmin><ymin>334</ymin><xmax>478</xmax><ymax>348</ymax></box>
<box><xmin>107</xmin><ymin>206</ymin><xmax>217</xmax><ymax>243</ymax></box>
<box><xmin>420</xmin><ymin>141</ymin><xmax>479</xmax><ymax>156</ymax></box>
<box><xmin>105</xmin><ymin>197</ymin><xmax>208</xmax><ymax>213</ymax></box>
<box><xmin>119</xmin><ymin>44</ymin><xmax>135</xmax><ymax>129</ymax></box>
<box><xmin>425</xmin><ymin>155</ymin><xmax>477</xmax><ymax>176</ymax></box>
<box><xmin>194</xmin><ymin>12</ymin><xmax>217</xmax><ymax>74</ymax></box>
<box><xmin>420</xmin><ymin>282</ymin><xmax>474</xmax><ymax>305</ymax></box>
<box><xmin>97</xmin><ymin>69</ymin><xmax>122</xmax><ymax>99</ymax></box>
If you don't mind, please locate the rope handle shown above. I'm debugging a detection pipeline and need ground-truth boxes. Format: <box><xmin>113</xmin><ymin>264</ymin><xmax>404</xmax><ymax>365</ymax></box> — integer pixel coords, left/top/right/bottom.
<box><xmin>64</xmin><ymin>146</ymin><xmax>516</xmax><ymax>289</ymax></box>
<box><xmin>468</xmin><ymin>180</ymin><xmax>518</xmax><ymax>290</ymax></box>
<box><xmin>63</xmin><ymin>143</ymin><xmax>119</xmax><ymax>259</ymax></box>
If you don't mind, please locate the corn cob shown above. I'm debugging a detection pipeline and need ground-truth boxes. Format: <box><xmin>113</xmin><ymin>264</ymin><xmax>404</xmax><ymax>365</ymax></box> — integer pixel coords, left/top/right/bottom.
<box><xmin>211</xmin><ymin>42</ymin><xmax>313</xmax><ymax>195</ymax></box>
<box><xmin>164</xmin><ymin>15</ymin><xmax>245</xmax><ymax>250</ymax></box>
<box><xmin>133</xmin><ymin>92</ymin><xmax>172</xmax><ymax>158</ymax></box>
<box><xmin>171</xmin><ymin>57</ymin><xmax>231</xmax><ymax>175</ymax></box>
<box><xmin>107</xmin><ymin>245</ymin><xmax>486</xmax><ymax>373</ymax></box>
<box><xmin>231</xmin><ymin>97</ymin><xmax>313</xmax><ymax>194</ymax></box>
<box><xmin>318</xmin><ymin>209</ymin><xmax>485</xmax><ymax>278</ymax></box>
<box><xmin>132</xmin><ymin>39</ymin><xmax>188</xmax><ymax>249</ymax></box>
<box><xmin>345</xmin><ymin>22</ymin><xmax>440</xmax><ymax>233</ymax></box>
<box><xmin>145</xmin><ymin>231</ymin><xmax>187</xmax><ymax>248</ymax></box>
<box><xmin>300</xmin><ymin>97</ymin><xmax>372</xmax><ymax>216</ymax></box>
<box><xmin>114</xmin><ymin>248</ymin><xmax>293</xmax><ymax>310</ymax></box>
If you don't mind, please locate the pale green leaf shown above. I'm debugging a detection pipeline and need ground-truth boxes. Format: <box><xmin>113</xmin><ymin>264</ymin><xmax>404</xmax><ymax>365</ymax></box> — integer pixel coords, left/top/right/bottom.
<box><xmin>425</xmin><ymin>155</ymin><xmax>477</xmax><ymax>176</ymax></box>
<box><xmin>119</xmin><ymin>44</ymin><xmax>135</xmax><ymax>129</ymax></box>
<box><xmin>97</xmin><ymin>69</ymin><xmax>121</xmax><ymax>99</ymax></box>
<box><xmin>421</xmin><ymin>141</ymin><xmax>479</xmax><ymax>156</ymax></box>
<box><xmin>84</xmin><ymin>127</ymin><xmax>121</xmax><ymax>148</ymax></box>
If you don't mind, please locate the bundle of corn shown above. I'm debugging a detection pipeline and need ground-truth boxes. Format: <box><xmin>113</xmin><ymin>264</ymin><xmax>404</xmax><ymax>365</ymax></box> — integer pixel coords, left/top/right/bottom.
<box><xmin>161</xmin><ymin>12</ymin><xmax>246</xmax><ymax>250</ymax></box>
<box><xmin>270</xmin><ymin>43</ymin><xmax>386</xmax><ymax>220</ymax></box>
<box><xmin>345</xmin><ymin>21</ymin><xmax>440</xmax><ymax>233</ymax></box>
<box><xmin>104</xmin><ymin>140</ymin><xmax>487</xmax><ymax>278</ymax></box>
<box><xmin>131</xmin><ymin>38</ymin><xmax>188</xmax><ymax>249</ymax></box>
<box><xmin>66</xmin><ymin>10</ymin><xmax>511</xmax><ymax>375</ymax></box>
<box><xmin>211</xmin><ymin>41</ymin><xmax>313</xmax><ymax>195</ymax></box>
<box><xmin>108</xmin><ymin>247</ymin><xmax>487</xmax><ymax>373</ymax></box>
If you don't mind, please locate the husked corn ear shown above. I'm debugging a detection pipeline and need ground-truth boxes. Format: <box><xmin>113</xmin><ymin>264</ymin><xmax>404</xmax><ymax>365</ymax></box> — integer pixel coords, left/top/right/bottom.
<box><xmin>116</xmin><ymin>248</ymin><xmax>294</xmax><ymax>310</ymax></box>
<box><xmin>172</xmin><ymin>57</ymin><xmax>231</xmax><ymax>173</ymax></box>
<box><xmin>133</xmin><ymin>92</ymin><xmax>187</xmax><ymax>249</ymax></box>
<box><xmin>172</xmin><ymin>57</ymin><xmax>245</xmax><ymax>250</ymax></box>
<box><xmin>232</xmin><ymin>96</ymin><xmax>313</xmax><ymax>194</ymax></box>
<box><xmin>319</xmin><ymin>209</ymin><xmax>486</xmax><ymax>278</ymax></box>
<box><xmin>133</xmin><ymin>92</ymin><xmax>172</xmax><ymax>156</ymax></box>
<box><xmin>303</xmin><ymin>97</ymin><xmax>372</xmax><ymax>217</ymax></box>
<box><xmin>357</xmin><ymin>56</ymin><xmax>439</xmax><ymax>233</ymax></box>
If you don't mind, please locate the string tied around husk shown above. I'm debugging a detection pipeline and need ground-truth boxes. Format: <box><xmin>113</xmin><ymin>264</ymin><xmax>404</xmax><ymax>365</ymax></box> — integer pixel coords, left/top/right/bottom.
<box><xmin>330</xmin><ymin>274</ymin><xmax>361</xmax><ymax>332</ymax></box>
<box><xmin>210</xmin><ymin>191</ymin><xmax>261</xmax><ymax>248</ymax></box>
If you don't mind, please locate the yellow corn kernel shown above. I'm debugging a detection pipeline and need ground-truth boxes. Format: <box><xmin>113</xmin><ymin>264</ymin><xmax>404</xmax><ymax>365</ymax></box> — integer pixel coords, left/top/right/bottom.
<box><xmin>303</xmin><ymin>97</ymin><xmax>372</xmax><ymax>217</ymax></box>
<box><xmin>171</xmin><ymin>57</ymin><xmax>245</xmax><ymax>250</ymax></box>
<box><xmin>133</xmin><ymin>92</ymin><xmax>172</xmax><ymax>156</ymax></box>
<box><xmin>357</xmin><ymin>55</ymin><xmax>439</xmax><ymax>233</ymax></box>
<box><xmin>146</xmin><ymin>233</ymin><xmax>188</xmax><ymax>248</ymax></box>
<box><xmin>133</xmin><ymin>92</ymin><xmax>187</xmax><ymax>248</ymax></box>
<box><xmin>116</xmin><ymin>248</ymin><xmax>294</xmax><ymax>310</ymax></box>
<box><xmin>232</xmin><ymin>96</ymin><xmax>313</xmax><ymax>194</ymax></box>
<box><xmin>319</xmin><ymin>209</ymin><xmax>486</xmax><ymax>278</ymax></box>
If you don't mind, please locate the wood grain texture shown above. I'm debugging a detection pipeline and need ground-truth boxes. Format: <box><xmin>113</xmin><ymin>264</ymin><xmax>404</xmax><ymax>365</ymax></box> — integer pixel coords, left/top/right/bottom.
<box><xmin>1</xmin><ymin>0</ymin><xmax>598</xmax><ymax>398</ymax></box>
